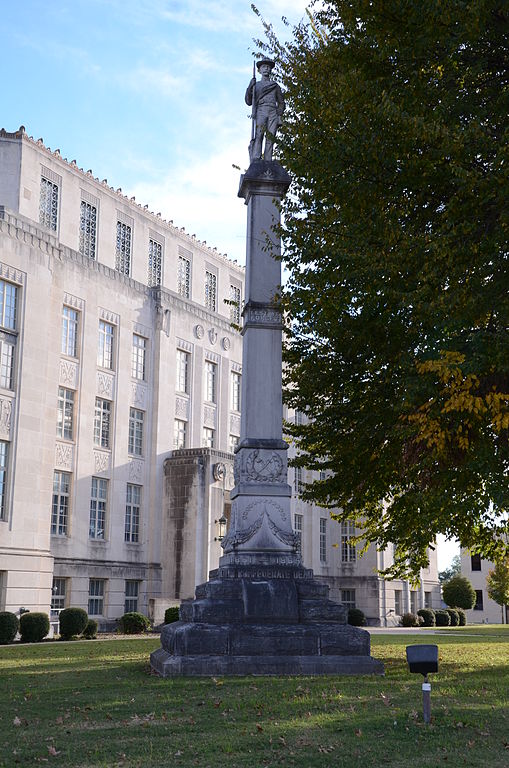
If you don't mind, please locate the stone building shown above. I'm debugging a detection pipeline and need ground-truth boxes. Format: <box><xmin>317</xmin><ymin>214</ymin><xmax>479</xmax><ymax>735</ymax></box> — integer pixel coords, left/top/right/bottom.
<box><xmin>461</xmin><ymin>551</ymin><xmax>507</xmax><ymax>624</ymax></box>
<box><xmin>0</xmin><ymin>127</ymin><xmax>440</xmax><ymax>628</ymax></box>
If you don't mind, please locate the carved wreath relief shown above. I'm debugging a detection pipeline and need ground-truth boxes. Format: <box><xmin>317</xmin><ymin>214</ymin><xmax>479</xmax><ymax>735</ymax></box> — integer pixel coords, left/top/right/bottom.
<box><xmin>234</xmin><ymin>449</ymin><xmax>286</xmax><ymax>485</ymax></box>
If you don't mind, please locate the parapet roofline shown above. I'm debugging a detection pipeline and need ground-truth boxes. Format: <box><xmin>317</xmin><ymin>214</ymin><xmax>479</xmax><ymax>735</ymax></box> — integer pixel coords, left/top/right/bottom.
<box><xmin>0</xmin><ymin>125</ymin><xmax>244</xmax><ymax>272</ymax></box>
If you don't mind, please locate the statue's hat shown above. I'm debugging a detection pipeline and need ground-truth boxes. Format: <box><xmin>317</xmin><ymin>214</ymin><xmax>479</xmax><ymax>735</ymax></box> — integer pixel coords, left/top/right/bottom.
<box><xmin>256</xmin><ymin>58</ymin><xmax>275</xmax><ymax>71</ymax></box>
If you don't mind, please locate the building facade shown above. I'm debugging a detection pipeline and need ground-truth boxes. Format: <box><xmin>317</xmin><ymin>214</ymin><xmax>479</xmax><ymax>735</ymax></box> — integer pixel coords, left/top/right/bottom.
<box><xmin>461</xmin><ymin>551</ymin><xmax>507</xmax><ymax>624</ymax></box>
<box><xmin>0</xmin><ymin>127</ymin><xmax>440</xmax><ymax>628</ymax></box>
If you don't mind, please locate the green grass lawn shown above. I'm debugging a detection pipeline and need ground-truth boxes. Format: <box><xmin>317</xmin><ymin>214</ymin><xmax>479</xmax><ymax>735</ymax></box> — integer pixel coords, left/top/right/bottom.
<box><xmin>1</xmin><ymin>633</ymin><xmax>508</xmax><ymax>768</ymax></box>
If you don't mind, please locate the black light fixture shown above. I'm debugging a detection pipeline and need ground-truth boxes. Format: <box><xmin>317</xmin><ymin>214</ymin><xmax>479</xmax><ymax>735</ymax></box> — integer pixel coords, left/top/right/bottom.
<box><xmin>214</xmin><ymin>514</ymin><xmax>227</xmax><ymax>542</ymax></box>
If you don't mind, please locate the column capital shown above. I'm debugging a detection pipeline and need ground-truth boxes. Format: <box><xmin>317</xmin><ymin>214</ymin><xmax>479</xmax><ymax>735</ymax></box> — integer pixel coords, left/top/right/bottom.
<box><xmin>238</xmin><ymin>160</ymin><xmax>291</xmax><ymax>202</ymax></box>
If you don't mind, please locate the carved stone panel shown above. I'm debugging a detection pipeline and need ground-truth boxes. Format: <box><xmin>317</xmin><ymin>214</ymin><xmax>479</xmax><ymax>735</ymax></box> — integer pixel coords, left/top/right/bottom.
<box><xmin>175</xmin><ymin>397</ymin><xmax>189</xmax><ymax>420</ymax></box>
<box><xmin>234</xmin><ymin>448</ymin><xmax>287</xmax><ymax>486</ymax></box>
<box><xmin>97</xmin><ymin>371</ymin><xmax>114</xmax><ymax>398</ymax></box>
<box><xmin>55</xmin><ymin>442</ymin><xmax>73</xmax><ymax>470</ymax></box>
<box><xmin>0</xmin><ymin>397</ymin><xmax>12</xmax><ymax>439</ymax></box>
<box><xmin>203</xmin><ymin>405</ymin><xmax>216</xmax><ymax>428</ymax></box>
<box><xmin>131</xmin><ymin>383</ymin><xmax>147</xmax><ymax>407</ymax></box>
<box><xmin>129</xmin><ymin>459</ymin><xmax>144</xmax><ymax>483</ymax></box>
<box><xmin>59</xmin><ymin>359</ymin><xmax>78</xmax><ymax>388</ymax></box>
<box><xmin>229</xmin><ymin>413</ymin><xmax>241</xmax><ymax>436</ymax></box>
<box><xmin>94</xmin><ymin>451</ymin><xmax>110</xmax><ymax>473</ymax></box>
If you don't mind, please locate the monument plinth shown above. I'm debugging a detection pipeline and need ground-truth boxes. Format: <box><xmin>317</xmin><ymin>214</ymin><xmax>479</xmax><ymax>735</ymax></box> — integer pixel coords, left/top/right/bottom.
<box><xmin>150</xmin><ymin>60</ymin><xmax>383</xmax><ymax>677</ymax></box>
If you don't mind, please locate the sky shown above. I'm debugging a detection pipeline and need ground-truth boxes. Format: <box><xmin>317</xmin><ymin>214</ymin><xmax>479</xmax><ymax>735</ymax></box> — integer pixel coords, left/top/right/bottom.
<box><xmin>1</xmin><ymin>0</ymin><xmax>459</xmax><ymax>570</ymax></box>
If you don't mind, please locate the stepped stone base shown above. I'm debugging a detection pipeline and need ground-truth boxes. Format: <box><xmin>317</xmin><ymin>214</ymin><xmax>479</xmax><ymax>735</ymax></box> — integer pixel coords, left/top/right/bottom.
<box><xmin>150</xmin><ymin>567</ymin><xmax>384</xmax><ymax>677</ymax></box>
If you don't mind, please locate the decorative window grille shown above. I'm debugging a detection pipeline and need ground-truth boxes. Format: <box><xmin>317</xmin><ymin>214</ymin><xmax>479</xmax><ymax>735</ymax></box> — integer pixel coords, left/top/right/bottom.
<box><xmin>174</xmin><ymin>419</ymin><xmax>187</xmax><ymax>450</ymax></box>
<box><xmin>79</xmin><ymin>200</ymin><xmax>97</xmax><ymax>259</ymax></box>
<box><xmin>51</xmin><ymin>578</ymin><xmax>67</xmax><ymax>617</ymax></box>
<box><xmin>176</xmin><ymin>350</ymin><xmax>189</xmax><ymax>393</ymax></box>
<box><xmin>0</xmin><ymin>336</ymin><xmax>15</xmax><ymax>389</ymax></box>
<box><xmin>205</xmin><ymin>271</ymin><xmax>217</xmax><ymax>312</ymax></box>
<box><xmin>340</xmin><ymin>520</ymin><xmax>356</xmax><ymax>563</ymax></box>
<box><xmin>0</xmin><ymin>441</ymin><xmax>8</xmax><ymax>520</ymax></box>
<box><xmin>98</xmin><ymin>320</ymin><xmax>114</xmax><ymax>369</ymax></box>
<box><xmin>229</xmin><ymin>434</ymin><xmax>239</xmax><ymax>453</ymax></box>
<box><xmin>319</xmin><ymin>518</ymin><xmax>327</xmax><ymax>562</ymax></box>
<box><xmin>51</xmin><ymin>471</ymin><xmax>70</xmax><ymax>536</ymax></box>
<box><xmin>410</xmin><ymin>590</ymin><xmax>418</xmax><ymax>615</ymax></box>
<box><xmin>148</xmin><ymin>239</ymin><xmax>162</xmax><ymax>287</ymax></box>
<box><xmin>128</xmin><ymin>408</ymin><xmax>144</xmax><ymax>456</ymax></box>
<box><xmin>132</xmin><ymin>335</ymin><xmax>146</xmax><ymax>380</ymax></box>
<box><xmin>88</xmin><ymin>578</ymin><xmax>105</xmax><ymax>615</ymax></box>
<box><xmin>341</xmin><ymin>589</ymin><xmax>356</xmax><ymax>609</ymax></box>
<box><xmin>294</xmin><ymin>467</ymin><xmax>303</xmax><ymax>494</ymax></box>
<box><xmin>0</xmin><ymin>281</ymin><xmax>17</xmax><ymax>330</ymax></box>
<box><xmin>125</xmin><ymin>484</ymin><xmax>141</xmax><ymax>543</ymax></box>
<box><xmin>89</xmin><ymin>477</ymin><xmax>107</xmax><ymax>539</ymax></box>
<box><xmin>204</xmin><ymin>361</ymin><xmax>217</xmax><ymax>403</ymax></box>
<box><xmin>203</xmin><ymin>427</ymin><xmax>215</xmax><ymax>448</ymax></box>
<box><xmin>229</xmin><ymin>284</ymin><xmax>241</xmax><ymax>324</ymax></box>
<box><xmin>294</xmin><ymin>513</ymin><xmax>303</xmax><ymax>549</ymax></box>
<box><xmin>40</xmin><ymin>177</ymin><xmax>59</xmax><ymax>231</ymax></box>
<box><xmin>177</xmin><ymin>255</ymin><xmax>191</xmax><ymax>298</ymax></box>
<box><xmin>394</xmin><ymin>589</ymin><xmax>403</xmax><ymax>616</ymax></box>
<box><xmin>474</xmin><ymin>590</ymin><xmax>483</xmax><ymax>610</ymax></box>
<box><xmin>56</xmin><ymin>387</ymin><xmax>74</xmax><ymax>440</ymax></box>
<box><xmin>94</xmin><ymin>398</ymin><xmax>111</xmax><ymax>449</ymax></box>
<box><xmin>230</xmin><ymin>371</ymin><xmax>241</xmax><ymax>412</ymax></box>
<box><xmin>115</xmin><ymin>221</ymin><xmax>132</xmax><ymax>275</ymax></box>
<box><xmin>61</xmin><ymin>306</ymin><xmax>78</xmax><ymax>357</ymax></box>
<box><xmin>125</xmin><ymin>580</ymin><xmax>139</xmax><ymax>613</ymax></box>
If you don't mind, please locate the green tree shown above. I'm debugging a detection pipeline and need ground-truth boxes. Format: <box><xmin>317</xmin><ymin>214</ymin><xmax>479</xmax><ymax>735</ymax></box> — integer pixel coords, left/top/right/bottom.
<box><xmin>486</xmin><ymin>556</ymin><xmax>509</xmax><ymax>622</ymax></box>
<box><xmin>257</xmin><ymin>1</ymin><xmax>509</xmax><ymax>577</ymax></box>
<box><xmin>439</xmin><ymin>554</ymin><xmax>461</xmax><ymax>584</ymax></box>
<box><xmin>442</xmin><ymin>575</ymin><xmax>476</xmax><ymax>610</ymax></box>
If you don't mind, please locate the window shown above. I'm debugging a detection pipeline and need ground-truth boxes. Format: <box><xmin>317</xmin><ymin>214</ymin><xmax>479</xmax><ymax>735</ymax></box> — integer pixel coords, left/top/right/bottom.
<box><xmin>88</xmin><ymin>579</ymin><xmax>105</xmax><ymax>616</ymax></box>
<box><xmin>128</xmin><ymin>408</ymin><xmax>144</xmax><ymax>456</ymax></box>
<box><xmin>229</xmin><ymin>434</ymin><xmax>239</xmax><ymax>453</ymax></box>
<box><xmin>229</xmin><ymin>284</ymin><xmax>241</xmax><ymax>325</ymax></box>
<box><xmin>98</xmin><ymin>320</ymin><xmax>114</xmax><ymax>369</ymax></box>
<box><xmin>125</xmin><ymin>581</ymin><xmax>139</xmax><ymax>613</ymax></box>
<box><xmin>394</xmin><ymin>589</ymin><xmax>403</xmax><ymax>616</ymax></box>
<box><xmin>410</xmin><ymin>590</ymin><xmax>418</xmax><ymax>615</ymax></box>
<box><xmin>79</xmin><ymin>200</ymin><xmax>97</xmax><ymax>259</ymax></box>
<box><xmin>204</xmin><ymin>361</ymin><xmax>217</xmax><ymax>403</ymax></box>
<box><xmin>125</xmin><ymin>484</ymin><xmax>141</xmax><ymax>543</ymax></box>
<box><xmin>203</xmin><ymin>427</ymin><xmax>215</xmax><ymax>448</ymax></box>
<box><xmin>56</xmin><ymin>387</ymin><xmax>74</xmax><ymax>440</ymax></box>
<box><xmin>132</xmin><ymin>335</ymin><xmax>146</xmax><ymax>381</ymax></box>
<box><xmin>0</xmin><ymin>280</ymin><xmax>17</xmax><ymax>331</ymax></box>
<box><xmin>294</xmin><ymin>513</ymin><xmax>303</xmax><ymax>549</ymax></box>
<box><xmin>174</xmin><ymin>419</ymin><xmax>186</xmax><ymax>450</ymax></box>
<box><xmin>471</xmin><ymin>554</ymin><xmax>482</xmax><ymax>571</ymax></box>
<box><xmin>0</xmin><ymin>441</ymin><xmax>8</xmax><ymax>521</ymax></box>
<box><xmin>294</xmin><ymin>467</ymin><xmax>303</xmax><ymax>495</ymax></box>
<box><xmin>51</xmin><ymin>578</ymin><xmax>67</xmax><ymax>618</ymax></box>
<box><xmin>51</xmin><ymin>471</ymin><xmax>71</xmax><ymax>536</ymax></box>
<box><xmin>176</xmin><ymin>349</ymin><xmax>189</xmax><ymax>393</ymax></box>
<box><xmin>341</xmin><ymin>589</ymin><xmax>356</xmax><ymax>609</ymax></box>
<box><xmin>319</xmin><ymin>518</ymin><xmax>327</xmax><ymax>563</ymax></box>
<box><xmin>61</xmin><ymin>306</ymin><xmax>78</xmax><ymax>357</ymax></box>
<box><xmin>148</xmin><ymin>239</ymin><xmax>162</xmax><ymax>287</ymax></box>
<box><xmin>94</xmin><ymin>398</ymin><xmax>111</xmax><ymax>449</ymax></box>
<box><xmin>89</xmin><ymin>477</ymin><xmax>107</xmax><ymax>539</ymax></box>
<box><xmin>0</xmin><ymin>335</ymin><xmax>15</xmax><ymax>390</ymax></box>
<box><xmin>319</xmin><ymin>470</ymin><xmax>327</xmax><ymax>481</ymax></box>
<box><xmin>40</xmin><ymin>176</ymin><xmax>59</xmax><ymax>231</ymax></box>
<box><xmin>340</xmin><ymin>520</ymin><xmax>356</xmax><ymax>563</ymax></box>
<box><xmin>231</xmin><ymin>371</ymin><xmax>241</xmax><ymax>412</ymax></box>
<box><xmin>205</xmin><ymin>271</ymin><xmax>217</xmax><ymax>312</ymax></box>
<box><xmin>177</xmin><ymin>255</ymin><xmax>191</xmax><ymax>298</ymax></box>
<box><xmin>424</xmin><ymin>591</ymin><xmax>432</xmax><ymax>609</ymax></box>
<box><xmin>115</xmin><ymin>221</ymin><xmax>132</xmax><ymax>275</ymax></box>
<box><xmin>474</xmin><ymin>590</ymin><xmax>484</xmax><ymax>611</ymax></box>
<box><xmin>295</xmin><ymin>409</ymin><xmax>304</xmax><ymax>425</ymax></box>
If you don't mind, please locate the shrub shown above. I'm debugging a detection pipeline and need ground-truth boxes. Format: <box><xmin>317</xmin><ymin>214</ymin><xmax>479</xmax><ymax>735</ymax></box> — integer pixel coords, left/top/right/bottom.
<box><xmin>400</xmin><ymin>612</ymin><xmax>421</xmax><ymax>627</ymax></box>
<box><xmin>446</xmin><ymin>608</ymin><xmax>460</xmax><ymax>626</ymax></box>
<box><xmin>456</xmin><ymin>607</ymin><xmax>467</xmax><ymax>626</ymax></box>
<box><xmin>347</xmin><ymin>608</ymin><xmax>366</xmax><ymax>626</ymax></box>
<box><xmin>82</xmin><ymin>619</ymin><xmax>98</xmax><ymax>639</ymax></box>
<box><xmin>434</xmin><ymin>609</ymin><xmax>451</xmax><ymax>627</ymax></box>
<box><xmin>119</xmin><ymin>612</ymin><xmax>151</xmax><ymax>634</ymax></box>
<box><xmin>19</xmin><ymin>612</ymin><xmax>50</xmax><ymax>643</ymax></box>
<box><xmin>59</xmin><ymin>607</ymin><xmax>88</xmax><ymax>640</ymax></box>
<box><xmin>417</xmin><ymin>608</ymin><xmax>436</xmax><ymax>627</ymax></box>
<box><xmin>164</xmin><ymin>606</ymin><xmax>180</xmax><ymax>624</ymax></box>
<box><xmin>0</xmin><ymin>612</ymin><xmax>19</xmax><ymax>644</ymax></box>
<box><xmin>442</xmin><ymin>575</ymin><xmax>476</xmax><ymax>609</ymax></box>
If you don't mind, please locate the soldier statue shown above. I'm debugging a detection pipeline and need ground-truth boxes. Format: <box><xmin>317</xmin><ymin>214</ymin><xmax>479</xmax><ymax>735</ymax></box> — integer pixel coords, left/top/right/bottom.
<box><xmin>245</xmin><ymin>58</ymin><xmax>285</xmax><ymax>162</ymax></box>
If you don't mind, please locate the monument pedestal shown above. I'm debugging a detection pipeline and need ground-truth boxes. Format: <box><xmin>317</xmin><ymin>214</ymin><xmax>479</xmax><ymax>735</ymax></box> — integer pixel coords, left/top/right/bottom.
<box><xmin>150</xmin><ymin>159</ymin><xmax>383</xmax><ymax>677</ymax></box>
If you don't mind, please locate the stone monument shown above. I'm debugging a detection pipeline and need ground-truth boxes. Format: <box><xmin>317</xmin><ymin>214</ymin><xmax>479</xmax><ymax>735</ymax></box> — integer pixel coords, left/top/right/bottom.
<box><xmin>150</xmin><ymin>59</ymin><xmax>383</xmax><ymax>676</ymax></box>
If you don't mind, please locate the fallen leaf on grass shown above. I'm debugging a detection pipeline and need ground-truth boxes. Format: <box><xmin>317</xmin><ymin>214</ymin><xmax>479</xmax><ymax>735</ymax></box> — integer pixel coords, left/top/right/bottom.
<box><xmin>13</xmin><ymin>717</ymin><xmax>21</xmax><ymax>727</ymax></box>
<box><xmin>355</xmin><ymin>729</ymin><xmax>362</xmax><ymax>737</ymax></box>
<box><xmin>256</xmin><ymin>724</ymin><xmax>263</xmax><ymax>732</ymax></box>
<box><xmin>47</xmin><ymin>746</ymin><xmax>60</xmax><ymax>757</ymax></box>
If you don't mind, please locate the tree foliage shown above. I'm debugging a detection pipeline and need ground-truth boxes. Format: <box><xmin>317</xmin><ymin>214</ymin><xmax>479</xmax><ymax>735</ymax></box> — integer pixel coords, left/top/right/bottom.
<box><xmin>257</xmin><ymin>1</ymin><xmax>509</xmax><ymax>577</ymax></box>
<box><xmin>486</xmin><ymin>556</ymin><xmax>509</xmax><ymax>613</ymax></box>
<box><xmin>439</xmin><ymin>554</ymin><xmax>461</xmax><ymax>584</ymax></box>
<box><xmin>442</xmin><ymin>575</ymin><xmax>476</xmax><ymax>609</ymax></box>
